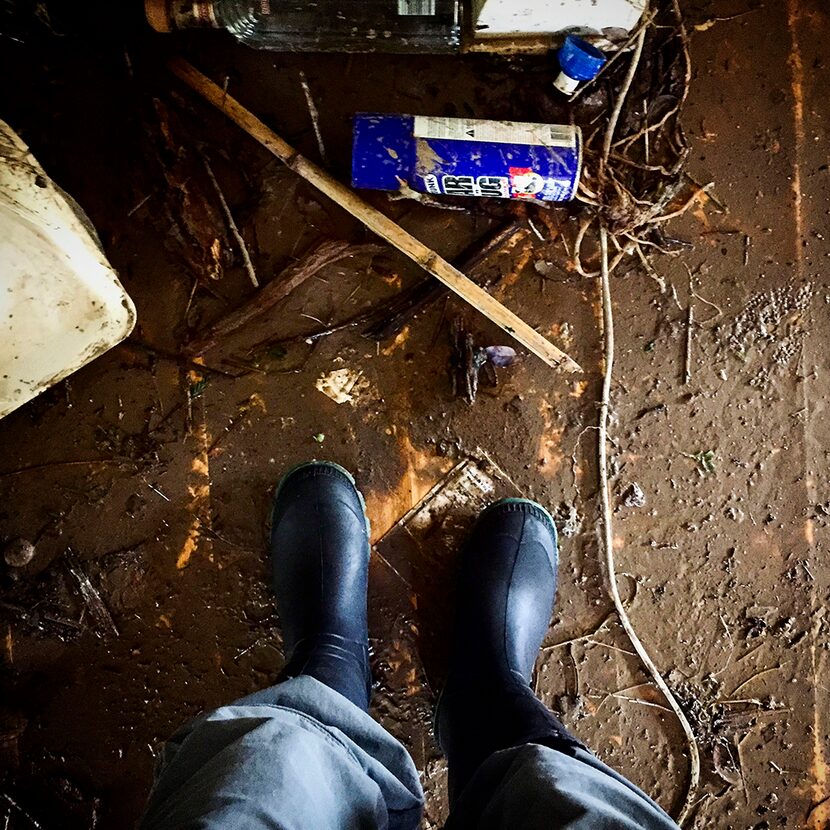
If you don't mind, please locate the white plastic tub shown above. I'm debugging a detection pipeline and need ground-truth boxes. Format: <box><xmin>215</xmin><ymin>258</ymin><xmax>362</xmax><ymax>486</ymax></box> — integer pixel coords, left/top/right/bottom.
<box><xmin>472</xmin><ymin>0</ymin><xmax>646</xmax><ymax>37</ymax></box>
<box><xmin>0</xmin><ymin>120</ymin><xmax>136</xmax><ymax>418</ymax></box>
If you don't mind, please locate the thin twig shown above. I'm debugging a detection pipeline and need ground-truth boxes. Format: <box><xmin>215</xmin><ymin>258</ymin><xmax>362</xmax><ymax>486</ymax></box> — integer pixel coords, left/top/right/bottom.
<box><xmin>593</xmin><ymin>22</ymin><xmax>704</xmax><ymax>807</ymax></box>
<box><xmin>586</xmin><ymin>639</ymin><xmax>636</xmax><ymax>657</ymax></box>
<box><xmin>690</xmin><ymin>286</ymin><xmax>723</xmax><ymax>321</ymax></box>
<box><xmin>611</xmin><ymin>694</ymin><xmax>673</xmax><ymax>714</ymax></box>
<box><xmin>145</xmin><ymin>480</ymin><xmax>170</xmax><ymax>501</ymax></box>
<box><xmin>0</xmin><ymin>458</ymin><xmax>132</xmax><ymax>478</ymax></box>
<box><xmin>685</xmin><ymin>172</ymin><xmax>728</xmax><ymax>212</ymax></box>
<box><xmin>598</xmin><ymin>225</ymin><xmax>700</xmax><ymax>825</ymax></box>
<box><xmin>729</xmin><ymin>664</ymin><xmax>787</xmax><ymax>697</ymax></box>
<box><xmin>127</xmin><ymin>192</ymin><xmax>153</xmax><ymax>217</ymax></box>
<box><xmin>541</xmin><ymin>613</ymin><xmax>615</xmax><ymax>651</ymax></box>
<box><xmin>635</xmin><ymin>243</ymin><xmax>667</xmax><ymax>292</ymax></box>
<box><xmin>298</xmin><ymin>70</ymin><xmax>329</xmax><ymax>167</ymax></box>
<box><xmin>615</xmin><ymin>1</ymin><xmax>692</xmax><ymax>151</ymax></box>
<box><xmin>599</xmin><ymin>22</ymin><xmax>648</xmax><ymax>185</ymax></box>
<box><xmin>527</xmin><ymin>216</ymin><xmax>545</xmax><ymax>241</ymax></box>
<box><xmin>648</xmin><ymin>182</ymin><xmax>713</xmax><ymax>223</ymax></box>
<box><xmin>199</xmin><ymin>149</ymin><xmax>259</xmax><ymax>288</ymax></box>
<box><xmin>0</xmin><ymin>793</ymin><xmax>42</xmax><ymax>829</ymax></box>
<box><xmin>684</xmin><ymin>300</ymin><xmax>694</xmax><ymax>384</ymax></box>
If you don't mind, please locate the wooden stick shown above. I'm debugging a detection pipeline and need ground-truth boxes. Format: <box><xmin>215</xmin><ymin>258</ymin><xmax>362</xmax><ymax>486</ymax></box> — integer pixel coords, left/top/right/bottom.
<box><xmin>168</xmin><ymin>58</ymin><xmax>582</xmax><ymax>373</ymax></box>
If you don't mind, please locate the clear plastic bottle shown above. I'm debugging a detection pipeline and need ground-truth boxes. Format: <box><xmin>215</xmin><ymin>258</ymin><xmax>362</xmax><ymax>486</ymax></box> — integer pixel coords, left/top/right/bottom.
<box><xmin>145</xmin><ymin>0</ymin><xmax>461</xmax><ymax>53</ymax></box>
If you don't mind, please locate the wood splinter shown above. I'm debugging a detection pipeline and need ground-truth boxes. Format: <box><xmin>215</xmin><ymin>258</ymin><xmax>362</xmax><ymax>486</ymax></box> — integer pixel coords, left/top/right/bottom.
<box><xmin>167</xmin><ymin>57</ymin><xmax>582</xmax><ymax>373</ymax></box>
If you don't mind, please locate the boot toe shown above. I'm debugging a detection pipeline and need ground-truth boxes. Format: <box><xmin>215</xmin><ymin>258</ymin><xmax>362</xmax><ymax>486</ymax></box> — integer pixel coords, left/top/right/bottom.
<box><xmin>271</xmin><ymin>461</ymin><xmax>369</xmax><ymax>535</ymax></box>
<box><xmin>474</xmin><ymin>498</ymin><xmax>558</xmax><ymax>572</ymax></box>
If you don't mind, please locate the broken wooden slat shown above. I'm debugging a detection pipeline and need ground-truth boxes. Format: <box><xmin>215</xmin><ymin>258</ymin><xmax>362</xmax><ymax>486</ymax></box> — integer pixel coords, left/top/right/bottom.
<box><xmin>168</xmin><ymin>58</ymin><xmax>582</xmax><ymax>373</ymax></box>
<box><xmin>185</xmin><ymin>239</ymin><xmax>383</xmax><ymax>357</ymax></box>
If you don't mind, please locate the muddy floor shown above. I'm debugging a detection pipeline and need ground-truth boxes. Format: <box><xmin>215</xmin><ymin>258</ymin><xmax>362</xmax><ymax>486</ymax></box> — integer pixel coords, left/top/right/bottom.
<box><xmin>1</xmin><ymin>1</ymin><xmax>829</xmax><ymax>827</ymax></box>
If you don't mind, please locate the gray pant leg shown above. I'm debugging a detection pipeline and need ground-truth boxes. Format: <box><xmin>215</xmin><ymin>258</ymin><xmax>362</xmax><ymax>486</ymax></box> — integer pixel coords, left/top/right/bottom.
<box><xmin>446</xmin><ymin>744</ymin><xmax>680</xmax><ymax>830</ymax></box>
<box><xmin>140</xmin><ymin>676</ymin><xmax>424</xmax><ymax>830</ymax></box>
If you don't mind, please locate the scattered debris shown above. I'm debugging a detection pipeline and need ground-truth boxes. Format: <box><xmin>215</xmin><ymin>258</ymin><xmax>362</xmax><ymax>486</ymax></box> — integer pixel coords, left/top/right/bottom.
<box><xmin>170</xmin><ymin>59</ymin><xmax>581</xmax><ymax>371</ymax></box>
<box><xmin>724</xmin><ymin>505</ymin><xmax>745</xmax><ymax>522</ymax></box>
<box><xmin>315</xmin><ymin>367</ymin><xmax>370</xmax><ymax>405</ymax></box>
<box><xmin>0</xmin><ymin>707</ymin><xmax>28</xmax><ymax>769</ymax></box>
<box><xmin>691</xmin><ymin>449</ymin><xmax>716</xmax><ymax>474</ymax></box>
<box><xmin>554</xmin><ymin>502</ymin><xmax>583</xmax><ymax>538</ymax></box>
<box><xmin>450</xmin><ymin>319</ymin><xmax>517</xmax><ymax>404</ymax></box>
<box><xmin>207</xmin><ymin>393</ymin><xmax>267</xmax><ymax>457</ymax></box>
<box><xmin>634</xmin><ymin>402</ymin><xmax>667</xmax><ymax>420</ymax></box>
<box><xmin>91</xmin><ymin>549</ymin><xmax>149</xmax><ymax>615</ymax></box>
<box><xmin>312</xmin><ymin>433</ymin><xmax>325</xmax><ymax>444</ymax></box>
<box><xmin>63</xmin><ymin>549</ymin><xmax>119</xmax><ymax>639</ymax></box>
<box><xmin>3</xmin><ymin>537</ymin><xmax>35</xmax><ymax>568</ymax></box>
<box><xmin>668</xmin><ymin>670</ymin><xmax>786</xmax><ymax>791</ymax></box>
<box><xmin>199</xmin><ymin>148</ymin><xmax>259</xmax><ymax>288</ymax></box>
<box><xmin>188</xmin><ymin>377</ymin><xmax>208</xmax><ymax>400</ymax></box>
<box><xmin>621</xmin><ymin>482</ymin><xmax>646</xmax><ymax>508</ymax></box>
<box><xmin>147</xmin><ymin>97</ymin><xmax>230</xmax><ymax>282</ymax></box>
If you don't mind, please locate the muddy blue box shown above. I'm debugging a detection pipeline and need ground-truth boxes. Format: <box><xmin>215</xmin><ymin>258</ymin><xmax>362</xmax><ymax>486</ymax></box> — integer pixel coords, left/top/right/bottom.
<box><xmin>352</xmin><ymin>113</ymin><xmax>582</xmax><ymax>201</ymax></box>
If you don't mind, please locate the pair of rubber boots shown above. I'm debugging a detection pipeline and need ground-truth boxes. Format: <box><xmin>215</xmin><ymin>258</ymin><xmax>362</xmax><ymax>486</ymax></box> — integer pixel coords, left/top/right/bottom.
<box><xmin>271</xmin><ymin>461</ymin><xmax>576</xmax><ymax>801</ymax></box>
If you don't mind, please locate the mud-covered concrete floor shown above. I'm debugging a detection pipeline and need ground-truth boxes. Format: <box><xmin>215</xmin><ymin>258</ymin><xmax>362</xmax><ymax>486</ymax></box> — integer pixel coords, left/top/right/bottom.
<box><xmin>1</xmin><ymin>1</ymin><xmax>829</xmax><ymax>827</ymax></box>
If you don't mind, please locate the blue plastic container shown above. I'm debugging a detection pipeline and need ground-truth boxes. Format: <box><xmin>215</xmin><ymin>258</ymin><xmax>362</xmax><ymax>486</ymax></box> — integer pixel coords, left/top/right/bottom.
<box><xmin>352</xmin><ymin>114</ymin><xmax>582</xmax><ymax>202</ymax></box>
<box><xmin>554</xmin><ymin>35</ymin><xmax>607</xmax><ymax>95</ymax></box>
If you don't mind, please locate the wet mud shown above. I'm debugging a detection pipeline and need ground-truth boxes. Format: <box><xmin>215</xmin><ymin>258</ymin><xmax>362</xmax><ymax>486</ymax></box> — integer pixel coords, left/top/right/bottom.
<box><xmin>1</xmin><ymin>2</ymin><xmax>829</xmax><ymax>827</ymax></box>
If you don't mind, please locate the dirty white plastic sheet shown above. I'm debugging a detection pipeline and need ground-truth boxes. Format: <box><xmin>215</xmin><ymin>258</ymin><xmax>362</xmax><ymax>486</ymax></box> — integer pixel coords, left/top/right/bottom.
<box><xmin>0</xmin><ymin>120</ymin><xmax>136</xmax><ymax>418</ymax></box>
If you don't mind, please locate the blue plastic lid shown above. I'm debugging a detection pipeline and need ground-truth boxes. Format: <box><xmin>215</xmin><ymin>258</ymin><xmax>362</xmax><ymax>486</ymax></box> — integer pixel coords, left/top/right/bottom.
<box><xmin>558</xmin><ymin>35</ymin><xmax>606</xmax><ymax>82</ymax></box>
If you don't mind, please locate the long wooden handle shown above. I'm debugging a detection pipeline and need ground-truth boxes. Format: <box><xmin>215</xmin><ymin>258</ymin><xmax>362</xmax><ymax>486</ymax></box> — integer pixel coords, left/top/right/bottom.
<box><xmin>168</xmin><ymin>58</ymin><xmax>582</xmax><ymax>372</ymax></box>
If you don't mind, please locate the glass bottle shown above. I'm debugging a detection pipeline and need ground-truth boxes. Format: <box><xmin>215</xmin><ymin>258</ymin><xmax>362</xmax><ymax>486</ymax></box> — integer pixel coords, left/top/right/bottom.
<box><xmin>145</xmin><ymin>0</ymin><xmax>461</xmax><ymax>53</ymax></box>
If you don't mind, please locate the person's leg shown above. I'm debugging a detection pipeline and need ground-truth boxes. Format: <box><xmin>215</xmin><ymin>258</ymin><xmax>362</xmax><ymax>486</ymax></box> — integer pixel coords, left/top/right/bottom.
<box><xmin>267</xmin><ymin>460</ymin><xmax>373</xmax><ymax>709</ymax></box>
<box><xmin>437</xmin><ymin>498</ymin><xmax>679</xmax><ymax>830</ymax></box>
<box><xmin>141</xmin><ymin>462</ymin><xmax>424</xmax><ymax>830</ymax></box>
<box><xmin>436</xmin><ymin>499</ymin><xmax>583</xmax><ymax>800</ymax></box>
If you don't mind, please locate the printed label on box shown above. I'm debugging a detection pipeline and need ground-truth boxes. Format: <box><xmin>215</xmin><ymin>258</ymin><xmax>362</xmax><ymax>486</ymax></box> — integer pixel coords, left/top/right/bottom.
<box><xmin>413</xmin><ymin>116</ymin><xmax>576</xmax><ymax>147</ymax></box>
<box><xmin>423</xmin><ymin>173</ymin><xmax>510</xmax><ymax>198</ymax></box>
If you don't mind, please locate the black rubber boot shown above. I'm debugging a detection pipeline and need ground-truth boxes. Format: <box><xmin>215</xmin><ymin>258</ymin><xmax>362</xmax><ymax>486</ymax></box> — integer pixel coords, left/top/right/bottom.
<box><xmin>270</xmin><ymin>461</ymin><xmax>372</xmax><ymax>711</ymax></box>
<box><xmin>435</xmin><ymin>498</ymin><xmax>583</xmax><ymax>803</ymax></box>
